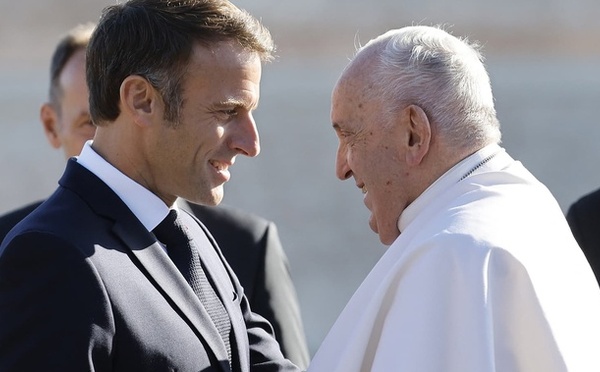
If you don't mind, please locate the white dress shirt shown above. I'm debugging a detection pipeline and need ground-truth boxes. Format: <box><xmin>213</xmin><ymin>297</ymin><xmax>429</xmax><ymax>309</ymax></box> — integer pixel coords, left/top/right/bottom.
<box><xmin>76</xmin><ymin>140</ymin><xmax>170</xmax><ymax>232</ymax></box>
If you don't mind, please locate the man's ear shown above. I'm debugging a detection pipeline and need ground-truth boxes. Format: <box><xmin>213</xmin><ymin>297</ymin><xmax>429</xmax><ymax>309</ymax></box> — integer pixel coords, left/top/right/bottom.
<box><xmin>40</xmin><ymin>103</ymin><xmax>62</xmax><ymax>149</ymax></box>
<box><xmin>404</xmin><ymin>104</ymin><xmax>432</xmax><ymax>166</ymax></box>
<box><xmin>120</xmin><ymin>75</ymin><xmax>158</xmax><ymax>127</ymax></box>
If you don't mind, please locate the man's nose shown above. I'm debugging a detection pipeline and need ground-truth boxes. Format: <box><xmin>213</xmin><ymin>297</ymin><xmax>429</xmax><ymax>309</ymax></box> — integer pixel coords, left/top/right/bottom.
<box><xmin>335</xmin><ymin>145</ymin><xmax>352</xmax><ymax>180</ymax></box>
<box><xmin>230</xmin><ymin>113</ymin><xmax>260</xmax><ymax>157</ymax></box>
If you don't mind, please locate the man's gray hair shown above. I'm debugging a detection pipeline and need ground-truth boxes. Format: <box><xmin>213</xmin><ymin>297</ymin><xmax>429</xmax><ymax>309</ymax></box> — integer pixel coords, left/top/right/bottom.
<box><xmin>358</xmin><ymin>25</ymin><xmax>501</xmax><ymax>149</ymax></box>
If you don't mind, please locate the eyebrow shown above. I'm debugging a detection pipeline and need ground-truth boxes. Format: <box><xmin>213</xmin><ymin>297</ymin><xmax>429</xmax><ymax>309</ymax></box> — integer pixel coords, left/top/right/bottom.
<box><xmin>215</xmin><ymin>98</ymin><xmax>258</xmax><ymax>111</ymax></box>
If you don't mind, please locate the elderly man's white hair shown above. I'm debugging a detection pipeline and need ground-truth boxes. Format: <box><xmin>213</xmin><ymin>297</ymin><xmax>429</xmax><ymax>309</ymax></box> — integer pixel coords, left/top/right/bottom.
<box><xmin>354</xmin><ymin>25</ymin><xmax>501</xmax><ymax>150</ymax></box>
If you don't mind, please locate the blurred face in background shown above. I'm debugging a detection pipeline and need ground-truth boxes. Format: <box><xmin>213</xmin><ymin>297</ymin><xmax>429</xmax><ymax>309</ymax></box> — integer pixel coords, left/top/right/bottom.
<box><xmin>40</xmin><ymin>49</ymin><xmax>95</xmax><ymax>159</ymax></box>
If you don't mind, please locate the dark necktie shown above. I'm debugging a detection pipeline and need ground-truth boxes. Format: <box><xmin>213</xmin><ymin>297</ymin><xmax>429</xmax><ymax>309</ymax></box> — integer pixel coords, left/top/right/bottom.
<box><xmin>152</xmin><ymin>209</ymin><xmax>232</xmax><ymax>364</ymax></box>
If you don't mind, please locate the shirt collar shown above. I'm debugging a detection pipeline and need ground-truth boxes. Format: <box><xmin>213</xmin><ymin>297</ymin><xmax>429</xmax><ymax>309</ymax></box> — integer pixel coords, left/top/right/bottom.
<box><xmin>397</xmin><ymin>143</ymin><xmax>503</xmax><ymax>232</ymax></box>
<box><xmin>76</xmin><ymin>140</ymin><xmax>170</xmax><ymax>231</ymax></box>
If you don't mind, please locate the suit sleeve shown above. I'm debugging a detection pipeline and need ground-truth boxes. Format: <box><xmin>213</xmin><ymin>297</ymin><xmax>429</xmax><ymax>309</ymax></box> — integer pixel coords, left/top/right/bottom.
<box><xmin>0</xmin><ymin>202</ymin><xmax>40</xmax><ymax>245</ymax></box>
<box><xmin>0</xmin><ymin>232</ymin><xmax>114</xmax><ymax>371</ymax></box>
<box><xmin>227</xmin><ymin>223</ymin><xmax>303</xmax><ymax>371</ymax></box>
<box><xmin>250</xmin><ymin>222</ymin><xmax>310</xmax><ymax>369</ymax></box>
<box><xmin>241</xmin><ymin>288</ymin><xmax>302</xmax><ymax>372</ymax></box>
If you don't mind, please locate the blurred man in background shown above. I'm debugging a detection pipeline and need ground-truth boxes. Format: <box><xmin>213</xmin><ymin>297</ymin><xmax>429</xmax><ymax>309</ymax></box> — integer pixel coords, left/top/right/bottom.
<box><xmin>0</xmin><ymin>24</ymin><xmax>95</xmax><ymax>232</ymax></box>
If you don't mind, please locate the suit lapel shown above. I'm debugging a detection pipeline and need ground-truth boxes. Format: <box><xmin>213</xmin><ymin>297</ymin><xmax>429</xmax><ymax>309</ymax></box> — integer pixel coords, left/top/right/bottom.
<box><xmin>112</xmin><ymin>221</ymin><xmax>230</xmax><ymax>370</ymax></box>
<box><xmin>60</xmin><ymin>160</ymin><xmax>230</xmax><ymax>371</ymax></box>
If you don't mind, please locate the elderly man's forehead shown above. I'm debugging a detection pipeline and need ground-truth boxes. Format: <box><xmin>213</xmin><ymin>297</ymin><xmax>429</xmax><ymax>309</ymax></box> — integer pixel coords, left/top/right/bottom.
<box><xmin>338</xmin><ymin>45</ymin><xmax>382</xmax><ymax>87</ymax></box>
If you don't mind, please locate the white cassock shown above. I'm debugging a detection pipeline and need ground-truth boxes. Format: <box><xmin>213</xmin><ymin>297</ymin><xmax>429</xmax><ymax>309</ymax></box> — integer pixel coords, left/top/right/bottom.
<box><xmin>308</xmin><ymin>144</ymin><xmax>600</xmax><ymax>372</ymax></box>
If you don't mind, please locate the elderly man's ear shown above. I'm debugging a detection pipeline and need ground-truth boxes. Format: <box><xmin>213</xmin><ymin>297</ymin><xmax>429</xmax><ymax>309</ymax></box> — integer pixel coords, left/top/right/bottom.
<box><xmin>403</xmin><ymin>104</ymin><xmax>431</xmax><ymax>166</ymax></box>
<box><xmin>40</xmin><ymin>103</ymin><xmax>62</xmax><ymax>149</ymax></box>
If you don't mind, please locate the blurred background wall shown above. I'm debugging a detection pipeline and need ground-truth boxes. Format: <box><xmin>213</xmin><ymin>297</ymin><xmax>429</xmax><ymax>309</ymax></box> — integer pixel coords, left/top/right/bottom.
<box><xmin>1</xmin><ymin>0</ymin><xmax>599</xmax><ymax>356</ymax></box>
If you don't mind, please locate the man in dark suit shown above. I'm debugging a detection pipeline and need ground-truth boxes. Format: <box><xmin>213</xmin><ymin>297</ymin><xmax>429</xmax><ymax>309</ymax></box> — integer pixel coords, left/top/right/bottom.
<box><xmin>0</xmin><ymin>23</ymin><xmax>96</xmax><ymax>243</ymax></box>
<box><xmin>0</xmin><ymin>1</ymin><xmax>303</xmax><ymax>371</ymax></box>
<box><xmin>566</xmin><ymin>189</ymin><xmax>600</xmax><ymax>286</ymax></box>
<box><xmin>0</xmin><ymin>20</ymin><xmax>309</xmax><ymax>368</ymax></box>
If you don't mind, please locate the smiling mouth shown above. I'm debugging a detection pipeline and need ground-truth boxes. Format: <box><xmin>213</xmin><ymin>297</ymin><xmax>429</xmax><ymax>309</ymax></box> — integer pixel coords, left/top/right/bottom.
<box><xmin>210</xmin><ymin>160</ymin><xmax>231</xmax><ymax>172</ymax></box>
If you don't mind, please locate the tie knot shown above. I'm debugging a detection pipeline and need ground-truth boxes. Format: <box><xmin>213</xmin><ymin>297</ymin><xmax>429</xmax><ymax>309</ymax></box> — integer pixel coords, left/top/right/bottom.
<box><xmin>152</xmin><ymin>209</ymin><xmax>190</xmax><ymax>247</ymax></box>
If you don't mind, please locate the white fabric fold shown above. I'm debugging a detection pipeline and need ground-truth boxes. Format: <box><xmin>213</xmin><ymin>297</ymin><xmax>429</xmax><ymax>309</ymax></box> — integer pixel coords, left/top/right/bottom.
<box><xmin>309</xmin><ymin>144</ymin><xmax>600</xmax><ymax>372</ymax></box>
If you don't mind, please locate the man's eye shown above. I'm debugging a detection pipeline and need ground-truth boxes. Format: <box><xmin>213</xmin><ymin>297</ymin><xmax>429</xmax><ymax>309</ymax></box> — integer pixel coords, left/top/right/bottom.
<box><xmin>339</xmin><ymin>131</ymin><xmax>351</xmax><ymax>139</ymax></box>
<box><xmin>223</xmin><ymin>109</ymin><xmax>238</xmax><ymax>117</ymax></box>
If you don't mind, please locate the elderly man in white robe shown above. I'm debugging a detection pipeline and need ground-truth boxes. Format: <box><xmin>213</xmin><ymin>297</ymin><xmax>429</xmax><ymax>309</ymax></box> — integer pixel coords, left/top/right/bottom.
<box><xmin>308</xmin><ymin>25</ymin><xmax>600</xmax><ymax>372</ymax></box>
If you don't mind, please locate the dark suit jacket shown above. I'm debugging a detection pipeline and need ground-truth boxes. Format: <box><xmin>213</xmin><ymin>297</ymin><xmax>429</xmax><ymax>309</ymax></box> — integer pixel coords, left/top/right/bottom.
<box><xmin>0</xmin><ymin>197</ymin><xmax>309</xmax><ymax>370</ymax></box>
<box><xmin>181</xmin><ymin>202</ymin><xmax>309</xmax><ymax>369</ymax></box>
<box><xmin>0</xmin><ymin>201</ymin><xmax>40</xmax><ymax>245</ymax></box>
<box><xmin>566</xmin><ymin>187</ymin><xmax>600</xmax><ymax>286</ymax></box>
<box><xmin>0</xmin><ymin>159</ymin><xmax>299</xmax><ymax>372</ymax></box>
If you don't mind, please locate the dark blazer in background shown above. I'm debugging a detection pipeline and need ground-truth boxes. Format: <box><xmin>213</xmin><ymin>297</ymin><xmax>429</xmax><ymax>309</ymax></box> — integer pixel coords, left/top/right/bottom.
<box><xmin>566</xmin><ymin>187</ymin><xmax>600</xmax><ymax>286</ymax></box>
<box><xmin>0</xmin><ymin>196</ymin><xmax>310</xmax><ymax>370</ymax></box>
<box><xmin>181</xmin><ymin>201</ymin><xmax>309</xmax><ymax>368</ymax></box>
<box><xmin>0</xmin><ymin>201</ymin><xmax>41</xmax><ymax>244</ymax></box>
<box><xmin>0</xmin><ymin>160</ymin><xmax>299</xmax><ymax>372</ymax></box>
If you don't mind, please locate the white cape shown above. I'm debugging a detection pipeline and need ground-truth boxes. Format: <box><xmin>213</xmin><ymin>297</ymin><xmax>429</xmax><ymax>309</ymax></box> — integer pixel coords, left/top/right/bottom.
<box><xmin>309</xmin><ymin>144</ymin><xmax>600</xmax><ymax>372</ymax></box>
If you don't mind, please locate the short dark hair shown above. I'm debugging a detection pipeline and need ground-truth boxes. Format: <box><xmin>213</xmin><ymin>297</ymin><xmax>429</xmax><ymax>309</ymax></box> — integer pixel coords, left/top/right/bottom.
<box><xmin>48</xmin><ymin>23</ymin><xmax>95</xmax><ymax>114</ymax></box>
<box><xmin>87</xmin><ymin>0</ymin><xmax>275</xmax><ymax>125</ymax></box>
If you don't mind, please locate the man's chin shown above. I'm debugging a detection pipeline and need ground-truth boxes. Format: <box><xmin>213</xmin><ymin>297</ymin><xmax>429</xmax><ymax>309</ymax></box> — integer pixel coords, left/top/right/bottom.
<box><xmin>205</xmin><ymin>186</ymin><xmax>224</xmax><ymax>206</ymax></box>
<box><xmin>378</xmin><ymin>233</ymin><xmax>399</xmax><ymax>246</ymax></box>
<box><xmin>368</xmin><ymin>215</ymin><xmax>379</xmax><ymax>235</ymax></box>
<box><xmin>211</xmin><ymin>187</ymin><xmax>224</xmax><ymax>205</ymax></box>
<box><xmin>370</xmin><ymin>217</ymin><xmax>400</xmax><ymax>246</ymax></box>
<box><xmin>185</xmin><ymin>187</ymin><xmax>223</xmax><ymax>207</ymax></box>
